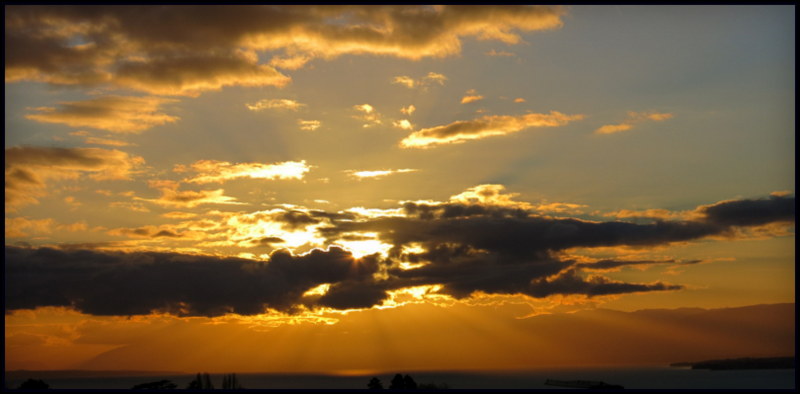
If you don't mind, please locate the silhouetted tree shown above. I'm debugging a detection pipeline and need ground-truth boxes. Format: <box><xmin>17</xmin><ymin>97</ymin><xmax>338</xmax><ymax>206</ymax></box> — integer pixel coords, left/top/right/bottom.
<box><xmin>403</xmin><ymin>375</ymin><xmax>417</xmax><ymax>390</ymax></box>
<box><xmin>186</xmin><ymin>372</ymin><xmax>214</xmax><ymax>389</ymax></box>
<box><xmin>389</xmin><ymin>374</ymin><xmax>405</xmax><ymax>389</ymax></box>
<box><xmin>131</xmin><ymin>380</ymin><xmax>177</xmax><ymax>390</ymax></box>
<box><xmin>221</xmin><ymin>373</ymin><xmax>243</xmax><ymax>389</ymax></box>
<box><xmin>367</xmin><ymin>377</ymin><xmax>384</xmax><ymax>389</ymax></box>
<box><xmin>17</xmin><ymin>379</ymin><xmax>50</xmax><ymax>390</ymax></box>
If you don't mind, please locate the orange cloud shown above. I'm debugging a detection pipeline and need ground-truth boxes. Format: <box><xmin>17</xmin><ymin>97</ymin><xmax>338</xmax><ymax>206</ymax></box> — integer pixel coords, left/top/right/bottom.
<box><xmin>346</xmin><ymin>169</ymin><xmax>417</xmax><ymax>180</ymax></box>
<box><xmin>25</xmin><ymin>96</ymin><xmax>179</xmax><ymax>133</ymax></box>
<box><xmin>449</xmin><ymin>184</ymin><xmax>532</xmax><ymax>209</ymax></box>
<box><xmin>5</xmin><ymin>217</ymin><xmax>55</xmax><ymax>238</ymax></box>
<box><xmin>595</xmin><ymin>123</ymin><xmax>633</xmax><ymax>135</ymax></box>
<box><xmin>138</xmin><ymin>180</ymin><xmax>241</xmax><ymax>208</ymax></box>
<box><xmin>392</xmin><ymin>72</ymin><xmax>448</xmax><ymax>90</ymax></box>
<box><xmin>393</xmin><ymin>119</ymin><xmax>414</xmax><ymax>130</ymax></box>
<box><xmin>298</xmin><ymin>120</ymin><xmax>321</xmax><ymax>131</ymax></box>
<box><xmin>595</xmin><ymin>111</ymin><xmax>674</xmax><ymax>135</ymax></box>
<box><xmin>604</xmin><ymin>208</ymin><xmax>693</xmax><ymax>221</ymax></box>
<box><xmin>400</xmin><ymin>111</ymin><xmax>584</xmax><ymax>148</ymax></box>
<box><xmin>182</xmin><ymin>160</ymin><xmax>310</xmax><ymax>184</ymax></box>
<box><xmin>353</xmin><ymin>104</ymin><xmax>382</xmax><ymax>127</ymax></box>
<box><xmin>460</xmin><ymin>89</ymin><xmax>484</xmax><ymax>104</ymax></box>
<box><xmin>246</xmin><ymin>98</ymin><xmax>306</xmax><ymax>112</ymax></box>
<box><xmin>113</xmin><ymin>53</ymin><xmax>290</xmax><ymax>96</ymax></box>
<box><xmin>5</xmin><ymin>146</ymin><xmax>144</xmax><ymax>210</ymax></box>
<box><xmin>6</xmin><ymin>6</ymin><xmax>564</xmax><ymax>95</ymax></box>
<box><xmin>400</xmin><ymin>105</ymin><xmax>416</xmax><ymax>115</ymax></box>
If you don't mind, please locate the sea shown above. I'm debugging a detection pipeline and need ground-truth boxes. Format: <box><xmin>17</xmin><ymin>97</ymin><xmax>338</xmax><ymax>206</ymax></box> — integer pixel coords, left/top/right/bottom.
<box><xmin>4</xmin><ymin>366</ymin><xmax>795</xmax><ymax>390</ymax></box>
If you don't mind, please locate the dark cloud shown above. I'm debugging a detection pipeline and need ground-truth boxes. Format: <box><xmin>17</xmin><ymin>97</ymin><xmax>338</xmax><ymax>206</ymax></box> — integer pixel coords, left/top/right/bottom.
<box><xmin>5</xmin><ymin>246</ymin><xmax>380</xmax><ymax>317</ymax></box>
<box><xmin>527</xmin><ymin>269</ymin><xmax>682</xmax><ymax>298</ymax></box>
<box><xmin>700</xmin><ymin>195</ymin><xmax>795</xmax><ymax>227</ymax></box>
<box><xmin>5</xmin><ymin>194</ymin><xmax>792</xmax><ymax>316</ymax></box>
<box><xmin>575</xmin><ymin>259</ymin><xmax>703</xmax><ymax>271</ymax></box>
<box><xmin>6</xmin><ymin>5</ymin><xmax>565</xmax><ymax>95</ymax></box>
<box><xmin>274</xmin><ymin>210</ymin><xmax>321</xmax><ymax>230</ymax></box>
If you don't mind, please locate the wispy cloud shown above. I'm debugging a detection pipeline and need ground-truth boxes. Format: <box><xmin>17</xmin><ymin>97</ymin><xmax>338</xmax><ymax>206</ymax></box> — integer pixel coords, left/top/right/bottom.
<box><xmin>392</xmin><ymin>72</ymin><xmax>448</xmax><ymax>90</ymax></box>
<box><xmin>298</xmin><ymin>119</ymin><xmax>321</xmax><ymax>131</ymax></box>
<box><xmin>138</xmin><ymin>180</ymin><xmax>241</xmax><ymax>208</ymax></box>
<box><xmin>246</xmin><ymin>98</ymin><xmax>306</xmax><ymax>112</ymax></box>
<box><xmin>485</xmin><ymin>49</ymin><xmax>516</xmax><ymax>57</ymax></box>
<box><xmin>400</xmin><ymin>105</ymin><xmax>416</xmax><ymax>115</ymax></box>
<box><xmin>346</xmin><ymin>169</ymin><xmax>418</xmax><ymax>180</ymax></box>
<box><xmin>400</xmin><ymin>111</ymin><xmax>584</xmax><ymax>148</ymax></box>
<box><xmin>25</xmin><ymin>96</ymin><xmax>179</xmax><ymax>133</ymax></box>
<box><xmin>352</xmin><ymin>104</ymin><xmax>382</xmax><ymax>128</ymax></box>
<box><xmin>180</xmin><ymin>160</ymin><xmax>310</xmax><ymax>184</ymax></box>
<box><xmin>595</xmin><ymin>111</ymin><xmax>674</xmax><ymax>135</ymax></box>
<box><xmin>460</xmin><ymin>89</ymin><xmax>484</xmax><ymax>104</ymax></box>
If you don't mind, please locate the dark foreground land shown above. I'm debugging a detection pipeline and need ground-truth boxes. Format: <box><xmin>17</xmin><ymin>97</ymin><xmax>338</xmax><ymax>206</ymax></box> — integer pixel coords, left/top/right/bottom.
<box><xmin>671</xmin><ymin>356</ymin><xmax>795</xmax><ymax>370</ymax></box>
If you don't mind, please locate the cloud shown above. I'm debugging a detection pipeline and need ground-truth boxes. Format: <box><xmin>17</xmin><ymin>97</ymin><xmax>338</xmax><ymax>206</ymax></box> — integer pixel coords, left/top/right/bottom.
<box><xmin>460</xmin><ymin>89</ymin><xmax>484</xmax><ymax>104</ymax></box>
<box><xmin>574</xmin><ymin>259</ymin><xmax>702</xmax><ymax>272</ymax></box>
<box><xmin>298</xmin><ymin>120</ymin><xmax>321</xmax><ymax>131</ymax></box>
<box><xmin>485</xmin><ymin>49</ymin><xmax>516</xmax><ymax>57</ymax></box>
<box><xmin>114</xmin><ymin>52</ymin><xmax>290</xmax><ymax>96</ymax></box>
<box><xmin>392</xmin><ymin>119</ymin><xmax>413</xmax><ymax>130</ymax></box>
<box><xmin>698</xmin><ymin>194</ymin><xmax>795</xmax><ymax>227</ymax></box>
<box><xmin>392</xmin><ymin>76</ymin><xmax>417</xmax><ymax>89</ymax></box>
<box><xmin>595</xmin><ymin>111</ymin><xmax>674</xmax><ymax>135</ymax></box>
<box><xmin>25</xmin><ymin>96</ymin><xmax>179</xmax><ymax>133</ymax></box>
<box><xmin>5</xmin><ymin>245</ymin><xmax>383</xmax><ymax>316</ymax></box>
<box><xmin>352</xmin><ymin>104</ymin><xmax>382</xmax><ymax>127</ymax></box>
<box><xmin>138</xmin><ymin>180</ymin><xmax>241</xmax><ymax>208</ymax></box>
<box><xmin>392</xmin><ymin>72</ymin><xmax>448</xmax><ymax>90</ymax></box>
<box><xmin>5</xmin><ymin>217</ymin><xmax>55</xmax><ymax>238</ymax></box>
<box><xmin>6</xmin><ymin>216</ymin><xmax>88</xmax><ymax>238</ymax></box>
<box><xmin>319</xmin><ymin>190</ymin><xmax>794</xmax><ymax>301</ymax></box>
<box><xmin>181</xmin><ymin>160</ymin><xmax>310</xmax><ymax>184</ymax></box>
<box><xmin>595</xmin><ymin>123</ymin><xmax>633</xmax><ymax>135</ymax></box>
<box><xmin>5</xmin><ymin>146</ymin><xmax>144</xmax><ymax>210</ymax></box>
<box><xmin>246</xmin><ymin>98</ymin><xmax>306</xmax><ymax>112</ymax></box>
<box><xmin>424</xmin><ymin>72</ymin><xmax>448</xmax><ymax>85</ymax></box>
<box><xmin>400</xmin><ymin>111</ymin><xmax>584</xmax><ymax>148</ymax></box>
<box><xmin>5</xmin><ymin>191</ymin><xmax>793</xmax><ymax>316</ymax></box>
<box><xmin>603</xmin><ymin>208</ymin><xmax>690</xmax><ymax>221</ymax></box>
<box><xmin>527</xmin><ymin>269</ymin><xmax>682</xmax><ymax>298</ymax></box>
<box><xmin>6</xmin><ymin>5</ymin><xmax>564</xmax><ymax>94</ymax></box>
<box><xmin>400</xmin><ymin>105</ymin><xmax>416</xmax><ymax>115</ymax></box>
<box><xmin>346</xmin><ymin>169</ymin><xmax>417</xmax><ymax>180</ymax></box>
<box><xmin>513</xmin><ymin>98</ymin><xmax>526</xmax><ymax>103</ymax></box>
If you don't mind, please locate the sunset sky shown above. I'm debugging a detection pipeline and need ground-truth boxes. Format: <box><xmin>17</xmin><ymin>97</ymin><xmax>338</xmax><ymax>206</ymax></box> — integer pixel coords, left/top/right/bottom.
<box><xmin>5</xmin><ymin>5</ymin><xmax>795</xmax><ymax>373</ymax></box>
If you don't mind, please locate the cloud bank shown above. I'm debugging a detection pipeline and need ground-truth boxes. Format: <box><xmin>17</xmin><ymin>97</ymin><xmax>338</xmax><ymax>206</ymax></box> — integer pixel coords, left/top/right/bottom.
<box><xmin>6</xmin><ymin>191</ymin><xmax>792</xmax><ymax>316</ymax></box>
<box><xmin>6</xmin><ymin>5</ymin><xmax>564</xmax><ymax>95</ymax></box>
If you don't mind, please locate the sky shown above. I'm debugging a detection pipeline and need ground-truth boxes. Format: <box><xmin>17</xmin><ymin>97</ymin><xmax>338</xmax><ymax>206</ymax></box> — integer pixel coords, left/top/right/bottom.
<box><xmin>4</xmin><ymin>5</ymin><xmax>795</xmax><ymax>374</ymax></box>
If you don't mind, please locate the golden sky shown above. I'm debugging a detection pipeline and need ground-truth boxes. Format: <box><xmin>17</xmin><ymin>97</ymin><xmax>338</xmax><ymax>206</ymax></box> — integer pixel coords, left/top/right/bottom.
<box><xmin>4</xmin><ymin>5</ymin><xmax>795</xmax><ymax>373</ymax></box>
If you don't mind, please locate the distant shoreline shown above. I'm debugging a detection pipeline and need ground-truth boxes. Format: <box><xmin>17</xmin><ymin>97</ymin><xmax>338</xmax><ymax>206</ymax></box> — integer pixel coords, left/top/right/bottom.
<box><xmin>670</xmin><ymin>357</ymin><xmax>795</xmax><ymax>370</ymax></box>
